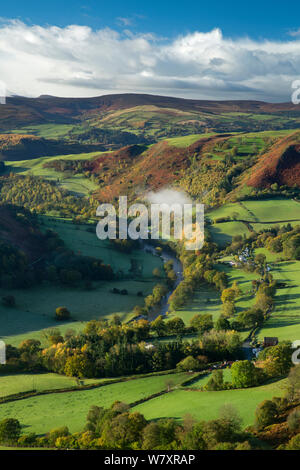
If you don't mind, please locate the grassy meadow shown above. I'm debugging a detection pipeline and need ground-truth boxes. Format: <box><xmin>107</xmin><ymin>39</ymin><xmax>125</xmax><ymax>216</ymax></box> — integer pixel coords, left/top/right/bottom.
<box><xmin>0</xmin><ymin>372</ymin><xmax>192</xmax><ymax>435</ymax></box>
<box><xmin>132</xmin><ymin>378</ymin><xmax>287</xmax><ymax>427</ymax></box>
<box><xmin>0</xmin><ymin>217</ymin><xmax>164</xmax><ymax>346</ymax></box>
<box><xmin>5</xmin><ymin>151</ymin><xmax>104</xmax><ymax>196</ymax></box>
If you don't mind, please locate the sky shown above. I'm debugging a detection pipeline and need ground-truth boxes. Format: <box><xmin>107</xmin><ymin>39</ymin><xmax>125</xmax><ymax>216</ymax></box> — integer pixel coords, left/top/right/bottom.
<box><xmin>0</xmin><ymin>1</ymin><xmax>300</xmax><ymax>101</ymax></box>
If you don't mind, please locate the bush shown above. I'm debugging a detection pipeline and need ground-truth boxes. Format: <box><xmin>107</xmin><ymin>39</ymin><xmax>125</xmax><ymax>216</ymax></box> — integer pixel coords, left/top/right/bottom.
<box><xmin>176</xmin><ymin>356</ymin><xmax>200</xmax><ymax>372</ymax></box>
<box><xmin>0</xmin><ymin>418</ymin><xmax>21</xmax><ymax>443</ymax></box>
<box><xmin>55</xmin><ymin>306</ymin><xmax>71</xmax><ymax>321</ymax></box>
<box><xmin>254</xmin><ymin>400</ymin><xmax>278</xmax><ymax>429</ymax></box>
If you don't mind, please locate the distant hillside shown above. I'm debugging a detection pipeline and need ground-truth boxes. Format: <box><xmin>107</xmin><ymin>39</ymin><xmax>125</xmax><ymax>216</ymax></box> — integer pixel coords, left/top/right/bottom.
<box><xmin>0</xmin><ymin>134</ymin><xmax>105</xmax><ymax>161</ymax></box>
<box><xmin>1</xmin><ymin>94</ymin><xmax>300</xmax><ymax>141</ymax></box>
<box><xmin>0</xmin><ymin>204</ymin><xmax>45</xmax><ymax>261</ymax></box>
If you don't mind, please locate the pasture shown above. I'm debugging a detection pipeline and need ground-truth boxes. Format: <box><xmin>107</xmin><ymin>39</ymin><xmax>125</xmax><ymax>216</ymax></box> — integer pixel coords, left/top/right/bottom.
<box><xmin>0</xmin><ymin>372</ymin><xmax>192</xmax><ymax>435</ymax></box>
<box><xmin>6</xmin><ymin>151</ymin><xmax>104</xmax><ymax>196</ymax></box>
<box><xmin>168</xmin><ymin>284</ymin><xmax>222</xmax><ymax>324</ymax></box>
<box><xmin>0</xmin><ymin>217</ymin><xmax>163</xmax><ymax>346</ymax></box>
<box><xmin>0</xmin><ymin>373</ymin><xmax>107</xmax><ymax>397</ymax></box>
<box><xmin>208</xmin><ymin>198</ymin><xmax>300</xmax><ymax>247</ymax></box>
<box><xmin>257</xmin><ymin>260</ymin><xmax>300</xmax><ymax>342</ymax></box>
<box><xmin>9</xmin><ymin>124</ymin><xmax>75</xmax><ymax>139</ymax></box>
<box><xmin>132</xmin><ymin>378</ymin><xmax>287</xmax><ymax>427</ymax></box>
<box><xmin>165</xmin><ymin>133</ymin><xmax>216</xmax><ymax>148</ymax></box>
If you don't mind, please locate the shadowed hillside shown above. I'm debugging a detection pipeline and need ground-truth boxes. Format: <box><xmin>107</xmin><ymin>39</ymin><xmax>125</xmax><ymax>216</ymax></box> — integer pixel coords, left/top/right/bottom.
<box><xmin>0</xmin><ymin>134</ymin><xmax>105</xmax><ymax>161</ymax></box>
<box><xmin>246</xmin><ymin>131</ymin><xmax>300</xmax><ymax>188</ymax></box>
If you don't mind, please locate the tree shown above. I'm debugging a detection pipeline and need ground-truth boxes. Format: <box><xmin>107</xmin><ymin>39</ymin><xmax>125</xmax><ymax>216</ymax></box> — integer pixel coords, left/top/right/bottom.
<box><xmin>47</xmin><ymin>426</ymin><xmax>70</xmax><ymax>446</ymax></box>
<box><xmin>101</xmin><ymin>411</ymin><xmax>147</xmax><ymax>449</ymax></box>
<box><xmin>286</xmin><ymin>433</ymin><xmax>300</xmax><ymax>450</ymax></box>
<box><xmin>215</xmin><ymin>316</ymin><xmax>230</xmax><ymax>331</ymax></box>
<box><xmin>176</xmin><ymin>356</ymin><xmax>200</xmax><ymax>372</ymax></box>
<box><xmin>222</xmin><ymin>301</ymin><xmax>235</xmax><ymax>317</ymax></box>
<box><xmin>254</xmin><ymin>400</ymin><xmax>278</xmax><ymax>429</ymax></box>
<box><xmin>221</xmin><ymin>288</ymin><xmax>236</xmax><ymax>304</ymax></box>
<box><xmin>259</xmin><ymin>342</ymin><xmax>292</xmax><ymax>377</ymax></box>
<box><xmin>142</xmin><ymin>419</ymin><xmax>178</xmax><ymax>450</ymax></box>
<box><xmin>0</xmin><ymin>418</ymin><xmax>21</xmax><ymax>443</ymax></box>
<box><xmin>64</xmin><ymin>352</ymin><xmax>93</xmax><ymax>378</ymax></box>
<box><xmin>151</xmin><ymin>315</ymin><xmax>166</xmax><ymax>337</ymax></box>
<box><xmin>255</xmin><ymin>253</ymin><xmax>266</xmax><ymax>266</ymax></box>
<box><xmin>287</xmin><ymin>365</ymin><xmax>300</xmax><ymax>400</ymax></box>
<box><xmin>236</xmin><ymin>308</ymin><xmax>264</xmax><ymax>329</ymax></box>
<box><xmin>152</xmin><ymin>268</ymin><xmax>161</xmax><ymax>278</ymax></box>
<box><xmin>232</xmin><ymin>281</ymin><xmax>242</xmax><ymax>297</ymax></box>
<box><xmin>190</xmin><ymin>314</ymin><xmax>213</xmax><ymax>334</ymax></box>
<box><xmin>231</xmin><ymin>360</ymin><xmax>260</xmax><ymax>388</ymax></box>
<box><xmin>19</xmin><ymin>339</ymin><xmax>41</xmax><ymax>354</ymax></box>
<box><xmin>287</xmin><ymin>407</ymin><xmax>300</xmax><ymax>432</ymax></box>
<box><xmin>165</xmin><ymin>379</ymin><xmax>175</xmax><ymax>392</ymax></box>
<box><xmin>165</xmin><ymin>317</ymin><xmax>185</xmax><ymax>335</ymax></box>
<box><xmin>55</xmin><ymin>306</ymin><xmax>71</xmax><ymax>321</ymax></box>
<box><xmin>205</xmin><ymin>370</ymin><xmax>224</xmax><ymax>391</ymax></box>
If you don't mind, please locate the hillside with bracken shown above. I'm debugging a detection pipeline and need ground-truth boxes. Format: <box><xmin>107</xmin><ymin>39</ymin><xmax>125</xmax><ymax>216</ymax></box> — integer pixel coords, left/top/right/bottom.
<box><xmin>245</xmin><ymin>131</ymin><xmax>300</xmax><ymax>189</ymax></box>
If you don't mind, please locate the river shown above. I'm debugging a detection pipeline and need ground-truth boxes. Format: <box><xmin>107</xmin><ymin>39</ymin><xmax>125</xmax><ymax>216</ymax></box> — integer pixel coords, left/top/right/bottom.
<box><xmin>141</xmin><ymin>242</ymin><xmax>183</xmax><ymax>320</ymax></box>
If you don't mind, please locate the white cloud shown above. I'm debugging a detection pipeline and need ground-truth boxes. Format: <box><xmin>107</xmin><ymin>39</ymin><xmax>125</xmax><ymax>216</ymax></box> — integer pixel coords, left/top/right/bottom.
<box><xmin>0</xmin><ymin>20</ymin><xmax>300</xmax><ymax>101</ymax></box>
<box><xmin>288</xmin><ymin>28</ymin><xmax>300</xmax><ymax>37</ymax></box>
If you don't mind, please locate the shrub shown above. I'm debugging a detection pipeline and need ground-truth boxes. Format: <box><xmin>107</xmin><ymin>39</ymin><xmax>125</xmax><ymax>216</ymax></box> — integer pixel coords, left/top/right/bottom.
<box><xmin>254</xmin><ymin>400</ymin><xmax>278</xmax><ymax>429</ymax></box>
<box><xmin>55</xmin><ymin>306</ymin><xmax>71</xmax><ymax>321</ymax></box>
<box><xmin>0</xmin><ymin>418</ymin><xmax>21</xmax><ymax>443</ymax></box>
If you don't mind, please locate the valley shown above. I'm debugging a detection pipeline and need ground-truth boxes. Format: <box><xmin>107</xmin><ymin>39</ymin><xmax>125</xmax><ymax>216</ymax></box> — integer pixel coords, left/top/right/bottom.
<box><xmin>0</xmin><ymin>93</ymin><xmax>300</xmax><ymax>450</ymax></box>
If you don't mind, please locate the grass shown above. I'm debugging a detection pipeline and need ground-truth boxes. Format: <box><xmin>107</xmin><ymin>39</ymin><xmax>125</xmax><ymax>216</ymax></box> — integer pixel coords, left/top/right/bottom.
<box><xmin>187</xmin><ymin>368</ymin><xmax>232</xmax><ymax>389</ymax></box>
<box><xmin>0</xmin><ymin>276</ymin><xmax>161</xmax><ymax>347</ymax></box>
<box><xmin>0</xmin><ymin>373</ymin><xmax>108</xmax><ymax>397</ymax></box>
<box><xmin>0</xmin><ymin>372</ymin><xmax>192</xmax><ymax>435</ymax></box>
<box><xmin>208</xmin><ymin>198</ymin><xmax>300</xmax><ymax>247</ymax></box>
<box><xmin>8</xmin><ymin>124</ymin><xmax>75</xmax><ymax>139</ymax></box>
<box><xmin>0</xmin><ymin>217</ymin><xmax>163</xmax><ymax>346</ymax></box>
<box><xmin>41</xmin><ymin>217</ymin><xmax>162</xmax><ymax>276</ymax></box>
<box><xmin>167</xmin><ymin>285</ymin><xmax>222</xmax><ymax>324</ymax></box>
<box><xmin>132</xmin><ymin>378</ymin><xmax>287</xmax><ymax>427</ymax></box>
<box><xmin>241</xmin><ymin>199</ymin><xmax>300</xmax><ymax>224</ymax></box>
<box><xmin>209</xmin><ymin>221</ymin><xmax>249</xmax><ymax>247</ymax></box>
<box><xmin>216</xmin><ymin>263</ymin><xmax>258</xmax><ymax>312</ymax></box>
<box><xmin>257</xmin><ymin>260</ymin><xmax>300</xmax><ymax>342</ymax></box>
<box><xmin>165</xmin><ymin>133</ymin><xmax>216</xmax><ymax>148</ymax></box>
<box><xmin>6</xmin><ymin>151</ymin><xmax>104</xmax><ymax>196</ymax></box>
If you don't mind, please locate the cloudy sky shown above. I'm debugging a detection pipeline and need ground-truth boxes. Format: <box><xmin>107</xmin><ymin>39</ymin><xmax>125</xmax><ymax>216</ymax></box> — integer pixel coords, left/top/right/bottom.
<box><xmin>1</xmin><ymin>1</ymin><xmax>300</xmax><ymax>101</ymax></box>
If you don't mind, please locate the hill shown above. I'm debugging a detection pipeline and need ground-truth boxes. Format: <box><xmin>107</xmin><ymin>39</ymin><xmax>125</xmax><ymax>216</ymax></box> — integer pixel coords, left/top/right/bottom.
<box><xmin>0</xmin><ymin>205</ymin><xmax>45</xmax><ymax>261</ymax></box>
<box><xmin>1</xmin><ymin>94</ymin><xmax>300</xmax><ymax>142</ymax></box>
<box><xmin>245</xmin><ymin>131</ymin><xmax>300</xmax><ymax>188</ymax></box>
<box><xmin>0</xmin><ymin>134</ymin><xmax>105</xmax><ymax>161</ymax></box>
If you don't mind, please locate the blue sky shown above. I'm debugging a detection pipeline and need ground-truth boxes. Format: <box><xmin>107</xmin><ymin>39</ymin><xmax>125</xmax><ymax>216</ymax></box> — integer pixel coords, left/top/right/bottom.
<box><xmin>0</xmin><ymin>1</ymin><xmax>300</xmax><ymax>101</ymax></box>
<box><xmin>2</xmin><ymin>0</ymin><xmax>300</xmax><ymax>40</ymax></box>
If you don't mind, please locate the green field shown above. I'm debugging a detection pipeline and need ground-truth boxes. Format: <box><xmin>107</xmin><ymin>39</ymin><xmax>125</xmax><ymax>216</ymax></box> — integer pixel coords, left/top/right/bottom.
<box><xmin>0</xmin><ymin>277</ymin><xmax>159</xmax><ymax>346</ymax></box>
<box><xmin>187</xmin><ymin>368</ymin><xmax>232</xmax><ymax>388</ymax></box>
<box><xmin>168</xmin><ymin>284</ymin><xmax>222</xmax><ymax>324</ymax></box>
<box><xmin>165</xmin><ymin>133</ymin><xmax>216</xmax><ymax>147</ymax></box>
<box><xmin>208</xmin><ymin>199</ymin><xmax>300</xmax><ymax>247</ymax></box>
<box><xmin>209</xmin><ymin>221</ymin><xmax>249</xmax><ymax>247</ymax></box>
<box><xmin>0</xmin><ymin>373</ymin><xmax>109</xmax><ymax>397</ymax></box>
<box><xmin>216</xmin><ymin>263</ymin><xmax>258</xmax><ymax>312</ymax></box>
<box><xmin>0</xmin><ymin>217</ymin><xmax>163</xmax><ymax>346</ymax></box>
<box><xmin>9</xmin><ymin>124</ymin><xmax>75</xmax><ymax>139</ymax></box>
<box><xmin>41</xmin><ymin>217</ymin><xmax>163</xmax><ymax>276</ymax></box>
<box><xmin>0</xmin><ymin>373</ymin><xmax>192</xmax><ymax>435</ymax></box>
<box><xmin>257</xmin><ymin>260</ymin><xmax>300</xmax><ymax>342</ymax></box>
<box><xmin>6</xmin><ymin>151</ymin><xmax>104</xmax><ymax>196</ymax></box>
<box><xmin>132</xmin><ymin>378</ymin><xmax>287</xmax><ymax>427</ymax></box>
